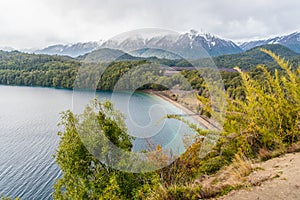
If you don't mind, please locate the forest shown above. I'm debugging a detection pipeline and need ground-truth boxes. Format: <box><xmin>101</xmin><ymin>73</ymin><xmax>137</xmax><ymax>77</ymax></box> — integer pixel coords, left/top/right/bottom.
<box><xmin>0</xmin><ymin>44</ymin><xmax>299</xmax><ymax>93</ymax></box>
<box><xmin>0</xmin><ymin>50</ymin><xmax>191</xmax><ymax>90</ymax></box>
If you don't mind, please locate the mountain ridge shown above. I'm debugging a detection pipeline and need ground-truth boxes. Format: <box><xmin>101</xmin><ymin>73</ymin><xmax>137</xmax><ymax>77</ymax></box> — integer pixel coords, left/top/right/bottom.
<box><xmin>3</xmin><ymin>29</ymin><xmax>300</xmax><ymax>59</ymax></box>
<box><xmin>23</xmin><ymin>30</ymin><xmax>243</xmax><ymax>59</ymax></box>
<box><xmin>240</xmin><ymin>31</ymin><xmax>300</xmax><ymax>53</ymax></box>
<box><xmin>213</xmin><ymin>44</ymin><xmax>300</xmax><ymax>70</ymax></box>
<box><xmin>34</xmin><ymin>41</ymin><xmax>103</xmax><ymax>57</ymax></box>
<box><xmin>101</xmin><ymin>29</ymin><xmax>242</xmax><ymax>59</ymax></box>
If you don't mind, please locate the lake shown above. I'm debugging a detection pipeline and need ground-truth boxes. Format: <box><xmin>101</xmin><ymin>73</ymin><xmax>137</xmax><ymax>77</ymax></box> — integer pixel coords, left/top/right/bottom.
<box><xmin>0</xmin><ymin>85</ymin><xmax>199</xmax><ymax>199</ymax></box>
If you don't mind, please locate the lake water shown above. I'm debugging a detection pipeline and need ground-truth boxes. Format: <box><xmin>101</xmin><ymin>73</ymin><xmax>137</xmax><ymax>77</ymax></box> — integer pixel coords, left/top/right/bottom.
<box><xmin>0</xmin><ymin>85</ymin><xmax>198</xmax><ymax>199</ymax></box>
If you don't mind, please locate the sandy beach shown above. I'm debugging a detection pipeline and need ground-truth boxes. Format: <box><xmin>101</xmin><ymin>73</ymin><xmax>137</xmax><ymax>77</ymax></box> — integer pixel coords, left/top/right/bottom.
<box><xmin>143</xmin><ymin>90</ymin><xmax>221</xmax><ymax>131</ymax></box>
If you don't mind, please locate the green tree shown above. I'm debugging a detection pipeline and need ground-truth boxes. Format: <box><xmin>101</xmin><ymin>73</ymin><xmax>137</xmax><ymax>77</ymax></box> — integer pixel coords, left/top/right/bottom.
<box><xmin>53</xmin><ymin>99</ymin><xmax>158</xmax><ymax>200</ymax></box>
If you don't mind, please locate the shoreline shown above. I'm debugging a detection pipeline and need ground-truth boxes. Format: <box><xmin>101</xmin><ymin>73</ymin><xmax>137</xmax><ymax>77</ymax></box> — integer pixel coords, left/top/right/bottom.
<box><xmin>1</xmin><ymin>84</ymin><xmax>220</xmax><ymax>131</ymax></box>
<box><xmin>143</xmin><ymin>89</ymin><xmax>221</xmax><ymax>131</ymax></box>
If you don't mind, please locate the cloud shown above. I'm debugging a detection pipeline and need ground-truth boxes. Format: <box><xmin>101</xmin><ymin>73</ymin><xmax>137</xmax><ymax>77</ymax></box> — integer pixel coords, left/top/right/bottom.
<box><xmin>0</xmin><ymin>0</ymin><xmax>299</xmax><ymax>48</ymax></box>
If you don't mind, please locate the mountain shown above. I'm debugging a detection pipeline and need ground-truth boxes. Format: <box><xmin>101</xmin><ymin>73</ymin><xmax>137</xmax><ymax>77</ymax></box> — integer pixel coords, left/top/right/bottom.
<box><xmin>213</xmin><ymin>44</ymin><xmax>300</xmax><ymax>70</ymax></box>
<box><xmin>240</xmin><ymin>32</ymin><xmax>300</xmax><ymax>53</ymax></box>
<box><xmin>129</xmin><ymin>48</ymin><xmax>182</xmax><ymax>60</ymax></box>
<box><xmin>78</xmin><ymin>48</ymin><xmax>140</xmax><ymax>63</ymax></box>
<box><xmin>0</xmin><ymin>46</ymin><xmax>14</xmax><ymax>52</ymax></box>
<box><xmin>34</xmin><ymin>41</ymin><xmax>103</xmax><ymax>57</ymax></box>
<box><xmin>101</xmin><ymin>30</ymin><xmax>242</xmax><ymax>59</ymax></box>
<box><xmin>7</xmin><ymin>29</ymin><xmax>300</xmax><ymax>59</ymax></box>
<box><xmin>24</xmin><ymin>30</ymin><xmax>242</xmax><ymax>59</ymax></box>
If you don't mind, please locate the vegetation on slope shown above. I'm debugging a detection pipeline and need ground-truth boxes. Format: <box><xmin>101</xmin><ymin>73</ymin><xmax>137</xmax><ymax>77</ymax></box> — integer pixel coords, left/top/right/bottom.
<box><xmin>0</xmin><ymin>44</ymin><xmax>299</xmax><ymax>92</ymax></box>
<box><xmin>54</xmin><ymin>49</ymin><xmax>300</xmax><ymax>199</ymax></box>
<box><xmin>0</xmin><ymin>50</ymin><xmax>192</xmax><ymax>90</ymax></box>
<box><xmin>0</xmin><ymin>50</ymin><xmax>79</xmax><ymax>88</ymax></box>
<box><xmin>213</xmin><ymin>44</ymin><xmax>300</xmax><ymax>70</ymax></box>
<box><xmin>148</xmin><ymin>49</ymin><xmax>300</xmax><ymax>199</ymax></box>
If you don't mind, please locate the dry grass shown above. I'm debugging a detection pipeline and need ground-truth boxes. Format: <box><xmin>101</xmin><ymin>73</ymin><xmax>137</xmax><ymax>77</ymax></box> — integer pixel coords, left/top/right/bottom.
<box><xmin>286</xmin><ymin>141</ymin><xmax>300</xmax><ymax>153</ymax></box>
<box><xmin>147</xmin><ymin>146</ymin><xmax>300</xmax><ymax>199</ymax></box>
<box><xmin>147</xmin><ymin>152</ymin><xmax>253</xmax><ymax>200</ymax></box>
<box><xmin>229</xmin><ymin>153</ymin><xmax>253</xmax><ymax>179</ymax></box>
<box><xmin>259</xmin><ymin>148</ymin><xmax>272</xmax><ymax>161</ymax></box>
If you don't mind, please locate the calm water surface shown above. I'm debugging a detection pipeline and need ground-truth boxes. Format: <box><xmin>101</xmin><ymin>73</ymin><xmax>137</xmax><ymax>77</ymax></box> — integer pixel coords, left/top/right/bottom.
<box><xmin>0</xmin><ymin>85</ymin><xmax>198</xmax><ymax>199</ymax></box>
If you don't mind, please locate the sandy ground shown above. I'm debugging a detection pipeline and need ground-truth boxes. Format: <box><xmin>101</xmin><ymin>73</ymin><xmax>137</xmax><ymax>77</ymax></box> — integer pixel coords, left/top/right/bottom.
<box><xmin>216</xmin><ymin>152</ymin><xmax>300</xmax><ymax>200</ymax></box>
<box><xmin>144</xmin><ymin>90</ymin><xmax>220</xmax><ymax>131</ymax></box>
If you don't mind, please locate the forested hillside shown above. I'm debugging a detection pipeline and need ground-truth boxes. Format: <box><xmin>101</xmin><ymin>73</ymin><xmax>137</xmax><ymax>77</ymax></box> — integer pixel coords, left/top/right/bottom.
<box><xmin>0</xmin><ymin>44</ymin><xmax>299</xmax><ymax>92</ymax></box>
<box><xmin>0</xmin><ymin>50</ymin><xmax>190</xmax><ymax>90</ymax></box>
<box><xmin>213</xmin><ymin>44</ymin><xmax>300</xmax><ymax>70</ymax></box>
<box><xmin>0</xmin><ymin>50</ymin><xmax>79</xmax><ymax>88</ymax></box>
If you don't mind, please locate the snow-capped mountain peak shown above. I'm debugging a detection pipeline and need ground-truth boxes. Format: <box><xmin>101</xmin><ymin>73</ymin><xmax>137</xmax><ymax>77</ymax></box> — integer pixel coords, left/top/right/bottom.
<box><xmin>0</xmin><ymin>46</ymin><xmax>15</xmax><ymax>52</ymax></box>
<box><xmin>23</xmin><ymin>29</ymin><xmax>243</xmax><ymax>58</ymax></box>
<box><xmin>240</xmin><ymin>31</ymin><xmax>300</xmax><ymax>53</ymax></box>
<box><xmin>101</xmin><ymin>29</ymin><xmax>242</xmax><ymax>59</ymax></box>
<box><xmin>186</xmin><ymin>29</ymin><xmax>215</xmax><ymax>41</ymax></box>
<box><xmin>34</xmin><ymin>41</ymin><xmax>104</xmax><ymax>57</ymax></box>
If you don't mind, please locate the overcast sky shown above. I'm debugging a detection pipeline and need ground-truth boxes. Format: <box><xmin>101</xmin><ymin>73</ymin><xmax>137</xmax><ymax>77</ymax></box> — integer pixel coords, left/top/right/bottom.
<box><xmin>0</xmin><ymin>0</ymin><xmax>299</xmax><ymax>49</ymax></box>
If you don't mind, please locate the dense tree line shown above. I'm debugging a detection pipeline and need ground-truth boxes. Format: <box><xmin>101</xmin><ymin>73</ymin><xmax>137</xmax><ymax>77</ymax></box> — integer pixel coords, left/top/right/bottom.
<box><xmin>0</xmin><ymin>50</ymin><xmax>193</xmax><ymax>90</ymax></box>
<box><xmin>0</xmin><ymin>50</ymin><xmax>79</xmax><ymax>88</ymax></box>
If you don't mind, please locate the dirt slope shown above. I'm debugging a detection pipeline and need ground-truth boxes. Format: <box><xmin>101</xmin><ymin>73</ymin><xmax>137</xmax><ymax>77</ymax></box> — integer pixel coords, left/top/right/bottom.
<box><xmin>217</xmin><ymin>152</ymin><xmax>300</xmax><ymax>200</ymax></box>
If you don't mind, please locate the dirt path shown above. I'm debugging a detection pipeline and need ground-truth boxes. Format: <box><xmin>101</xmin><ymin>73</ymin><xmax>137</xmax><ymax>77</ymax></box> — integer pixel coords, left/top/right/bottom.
<box><xmin>216</xmin><ymin>152</ymin><xmax>300</xmax><ymax>200</ymax></box>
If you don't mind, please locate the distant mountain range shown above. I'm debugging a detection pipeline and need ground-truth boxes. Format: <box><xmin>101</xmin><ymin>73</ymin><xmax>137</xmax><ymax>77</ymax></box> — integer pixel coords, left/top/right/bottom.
<box><xmin>78</xmin><ymin>43</ymin><xmax>300</xmax><ymax>71</ymax></box>
<box><xmin>101</xmin><ymin>30</ymin><xmax>242</xmax><ymax>59</ymax></box>
<box><xmin>34</xmin><ymin>41</ymin><xmax>103</xmax><ymax>57</ymax></box>
<box><xmin>240</xmin><ymin>32</ymin><xmax>300</xmax><ymax>53</ymax></box>
<box><xmin>2</xmin><ymin>29</ymin><xmax>300</xmax><ymax>59</ymax></box>
<box><xmin>27</xmin><ymin>30</ymin><xmax>243</xmax><ymax>59</ymax></box>
<box><xmin>0</xmin><ymin>46</ymin><xmax>15</xmax><ymax>52</ymax></box>
<box><xmin>1</xmin><ymin>43</ymin><xmax>299</xmax><ymax>71</ymax></box>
